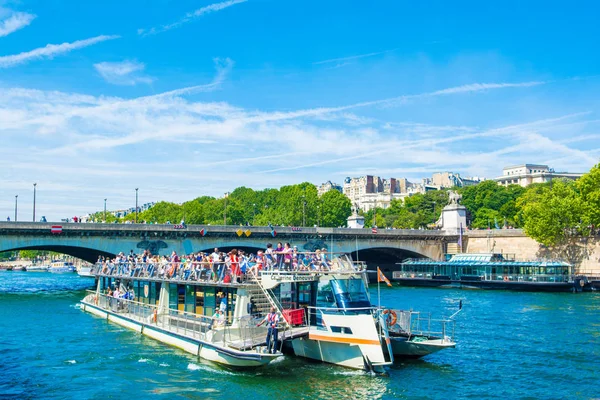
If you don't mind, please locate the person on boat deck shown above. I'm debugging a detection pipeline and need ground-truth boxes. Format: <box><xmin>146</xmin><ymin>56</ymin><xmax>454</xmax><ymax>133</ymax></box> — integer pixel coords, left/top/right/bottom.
<box><xmin>229</xmin><ymin>249</ymin><xmax>241</xmax><ymax>282</ymax></box>
<box><xmin>275</xmin><ymin>242</ymin><xmax>284</xmax><ymax>269</ymax></box>
<box><xmin>282</xmin><ymin>243</ymin><xmax>293</xmax><ymax>271</ymax></box>
<box><xmin>212</xmin><ymin>309</ymin><xmax>225</xmax><ymax>328</ymax></box>
<box><xmin>219</xmin><ymin>295</ymin><xmax>227</xmax><ymax>313</ymax></box>
<box><xmin>257</xmin><ymin>307</ymin><xmax>280</xmax><ymax>354</ymax></box>
<box><xmin>265</xmin><ymin>243</ymin><xmax>275</xmax><ymax>270</ymax></box>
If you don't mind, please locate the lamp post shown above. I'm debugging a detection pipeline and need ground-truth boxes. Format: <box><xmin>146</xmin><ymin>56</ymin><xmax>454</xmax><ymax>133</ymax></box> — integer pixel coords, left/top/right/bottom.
<box><xmin>32</xmin><ymin>183</ymin><xmax>37</xmax><ymax>222</ymax></box>
<box><xmin>135</xmin><ymin>188</ymin><xmax>139</xmax><ymax>224</ymax></box>
<box><xmin>223</xmin><ymin>192</ymin><xmax>229</xmax><ymax>225</ymax></box>
<box><xmin>14</xmin><ymin>195</ymin><xmax>18</xmax><ymax>222</ymax></box>
<box><xmin>104</xmin><ymin>198</ymin><xmax>107</xmax><ymax>223</ymax></box>
<box><xmin>302</xmin><ymin>196</ymin><xmax>306</xmax><ymax>227</ymax></box>
<box><xmin>317</xmin><ymin>205</ymin><xmax>320</xmax><ymax>227</ymax></box>
<box><xmin>252</xmin><ymin>203</ymin><xmax>256</xmax><ymax>225</ymax></box>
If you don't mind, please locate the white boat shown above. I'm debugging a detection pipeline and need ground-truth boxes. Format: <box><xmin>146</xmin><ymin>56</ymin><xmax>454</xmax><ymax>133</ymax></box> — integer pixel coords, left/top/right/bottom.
<box><xmin>26</xmin><ymin>264</ymin><xmax>49</xmax><ymax>272</ymax></box>
<box><xmin>77</xmin><ymin>265</ymin><xmax>94</xmax><ymax>277</ymax></box>
<box><xmin>386</xmin><ymin>310</ymin><xmax>457</xmax><ymax>358</ymax></box>
<box><xmin>48</xmin><ymin>261</ymin><xmax>76</xmax><ymax>273</ymax></box>
<box><xmin>80</xmin><ymin>253</ymin><xmax>394</xmax><ymax>371</ymax></box>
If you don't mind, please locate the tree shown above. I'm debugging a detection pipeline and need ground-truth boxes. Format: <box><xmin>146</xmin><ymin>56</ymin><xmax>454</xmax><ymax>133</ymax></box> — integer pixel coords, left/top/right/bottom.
<box><xmin>519</xmin><ymin>179</ymin><xmax>587</xmax><ymax>246</ymax></box>
<box><xmin>138</xmin><ymin>201</ymin><xmax>182</xmax><ymax>224</ymax></box>
<box><xmin>577</xmin><ymin>163</ymin><xmax>600</xmax><ymax>229</ymax></box>
<box><xmin>320</xmin><ymin>190</ymin><xmax>352</xmax><ymax>227</ymax></box>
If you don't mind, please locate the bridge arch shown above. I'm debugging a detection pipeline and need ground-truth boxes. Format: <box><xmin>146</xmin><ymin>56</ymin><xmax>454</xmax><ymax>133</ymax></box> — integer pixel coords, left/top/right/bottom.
<box><xmin>1</xmin><ymin>244</ymin><xmax>115</xmax><ymax>264</ymax></box>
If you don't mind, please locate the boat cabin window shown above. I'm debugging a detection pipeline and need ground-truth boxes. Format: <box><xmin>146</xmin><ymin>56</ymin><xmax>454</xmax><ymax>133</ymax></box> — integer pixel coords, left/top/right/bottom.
<box><xmin>330</xmin><ymin>278</ymin><xmax>371</xmax><ymax>310</ymax></box>
<box><xmin>330</xmin><ymin>326</ymin><xmax>353</xmax><ymax>334</ymax></box>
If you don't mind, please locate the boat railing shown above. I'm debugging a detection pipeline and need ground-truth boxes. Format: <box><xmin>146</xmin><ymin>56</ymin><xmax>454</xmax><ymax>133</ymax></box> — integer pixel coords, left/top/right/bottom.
<box><xmin>82</xmin><ymin>290</ymin><xmax>270</xmax><ymax>351</ymax></box>
<box><xmin>389</xmin><ymin>310</ymin><xmax>456</xmax><ymax>343</ymax></box>
<box><xmin>92</xmin><ymin>254</ymin><xmax>366</xmax><ymax>284</ymax></box>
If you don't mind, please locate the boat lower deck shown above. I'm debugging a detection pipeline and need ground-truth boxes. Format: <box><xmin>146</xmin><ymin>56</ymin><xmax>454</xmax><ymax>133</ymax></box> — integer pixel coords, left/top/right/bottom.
<box><xmin>80</xmin><ymin>293</ymin><xmax>284</xmax><ymax>367</ymax></box>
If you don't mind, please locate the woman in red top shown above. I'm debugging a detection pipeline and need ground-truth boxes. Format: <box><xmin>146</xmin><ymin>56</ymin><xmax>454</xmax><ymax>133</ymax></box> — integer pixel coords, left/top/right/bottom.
<box><xmin>229</xmin><ymin>249</ymin><xmax>240</xmax><ymax>283</ymax></box>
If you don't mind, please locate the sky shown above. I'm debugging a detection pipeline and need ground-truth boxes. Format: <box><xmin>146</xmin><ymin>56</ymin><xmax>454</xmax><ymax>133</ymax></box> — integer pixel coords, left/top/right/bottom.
<box><xmin>1</xmin><ymin>0</ymin><xmax>600</xmax><ymax>222</ymax></box>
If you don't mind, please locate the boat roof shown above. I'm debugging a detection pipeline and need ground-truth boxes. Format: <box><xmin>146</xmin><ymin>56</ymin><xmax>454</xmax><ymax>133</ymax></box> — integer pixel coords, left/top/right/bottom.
<box><xmin>402</xmin><ymin>253</ymin><xmax>571</xmax><ymax>267</ymax></box>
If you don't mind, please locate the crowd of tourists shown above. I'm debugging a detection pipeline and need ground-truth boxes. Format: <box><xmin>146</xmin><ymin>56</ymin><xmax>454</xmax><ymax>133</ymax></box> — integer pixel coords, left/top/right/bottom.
<box><xmin>94</xmin><ymin>242</ymin><xmax>338</xmax><ymax>283</ymax></box>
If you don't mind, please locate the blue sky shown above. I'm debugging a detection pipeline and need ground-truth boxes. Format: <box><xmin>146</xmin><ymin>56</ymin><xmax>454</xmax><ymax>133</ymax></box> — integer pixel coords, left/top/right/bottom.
<box><xmin>1</xmin><ymin>0</ymin><xmax>599</xmax><ymax>221</ymax></box>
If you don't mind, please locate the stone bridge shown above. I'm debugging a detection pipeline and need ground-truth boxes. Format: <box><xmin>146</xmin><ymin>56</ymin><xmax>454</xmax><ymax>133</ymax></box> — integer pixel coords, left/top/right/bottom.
<box><xmin>0</xmin><ymin>222</ymin><xmax>458</xmax><ymax>272</ymax></box>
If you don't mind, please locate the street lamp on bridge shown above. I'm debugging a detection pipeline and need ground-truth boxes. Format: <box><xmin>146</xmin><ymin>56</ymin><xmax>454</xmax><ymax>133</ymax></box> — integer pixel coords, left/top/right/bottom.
<box><xmin>135</xmin><ymin>188</ymin><xmax>139</xmax><ymax>224</ymax></box>
<box><xmin>104</xmin><ymin>198</ymin><xmax>107</xmax><ymax>223</ymax></box>
<box><xmin>223</xmin><ymin>192</ymin><xmax>229</xmax><ymax>225</ymax></box>
<box><xmin>302</xmin><ymin>195</ymin><xmax>306</xmax><ymax>227</ymax></box>
<box><xmin>14</xmin><ymin>195</ymin><xmax>18</xmax><ymax>222</ymax></box>
<box><xmin>32</xmin><ymin>183</ymin><xmax>37</xmax><ymax>222</ymax></box>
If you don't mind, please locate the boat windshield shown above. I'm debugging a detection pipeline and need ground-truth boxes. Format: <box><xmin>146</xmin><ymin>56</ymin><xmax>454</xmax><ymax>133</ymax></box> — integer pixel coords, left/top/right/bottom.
<box><xmin>330</xmin><ymin>278</ymin><xmax>371</xmax><ymax>310</ymax></box>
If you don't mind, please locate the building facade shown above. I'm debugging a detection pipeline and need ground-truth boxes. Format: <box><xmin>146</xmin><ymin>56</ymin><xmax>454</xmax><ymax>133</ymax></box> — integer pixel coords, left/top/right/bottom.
<box><xmin>317</xmin><ymin>181</ymin><xmax>343</xmax><ymax>197</ymax></box>
<box><xmin>342</xmin><ymin>175</ymin><xmax>423</xmax><ymax>211</ymax></box>
<box><xmin>494</xmin><ymin>164</ymin><xmax>583</xmax><ymax>187</ymax></box>
<box><xmin>423</xmin><ymin>172</ymin><xmax>484</xmax><ymax>189</ymax></box>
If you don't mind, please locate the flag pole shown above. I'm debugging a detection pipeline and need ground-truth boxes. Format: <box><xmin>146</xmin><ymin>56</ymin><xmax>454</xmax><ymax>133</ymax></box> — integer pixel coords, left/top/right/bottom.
<box><xmin>377</xmin><ymin>267</ymin><xmax>381</xmax><ymax>310</ymax></box>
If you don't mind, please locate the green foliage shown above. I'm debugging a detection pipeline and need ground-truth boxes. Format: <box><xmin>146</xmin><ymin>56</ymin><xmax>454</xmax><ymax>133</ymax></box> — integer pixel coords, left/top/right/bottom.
<box><xmin>577</xmin><ymin>163</ymin><xmax>600</xmax><ymax>228</ymax></box>
<box><xmin>518</xmin><ymin>179</ymin><xmax>587</xmax><ymax>246</ymax></box>
<box><xmin>320</xmin><ymin>190</ymin><xmax>352</xmax><ymax>227</ymax></box>
<box><xmin>460</xmin><ymin>181</ymin><xmax>525</xmax><ymax>228</ymax></box>
<box><xmin>94</xmin><ymin>163</ymin><xmax>600</xmax><ymax>241</ymax></box>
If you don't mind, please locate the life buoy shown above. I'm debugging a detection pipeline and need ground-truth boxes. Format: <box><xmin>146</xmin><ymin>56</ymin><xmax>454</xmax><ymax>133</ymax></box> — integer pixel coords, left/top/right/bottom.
<box><xmin>152</xmin><ymin>309</ymin><xmax>157</xmax><ymax>323</ymax></box>
<box><xmin>383</xmin><ymin>309</ymin><xmax>397</xmax><ymax>327</ymax></box>
<box><xmin>579</xmin><ymin>279</ymin><xmax>585</xmax><ymax>287</ymax></box>
<box><xmin>503</xmin><ymin>276</ymin><xmax>509</xmax><ymax>282</ymax></box>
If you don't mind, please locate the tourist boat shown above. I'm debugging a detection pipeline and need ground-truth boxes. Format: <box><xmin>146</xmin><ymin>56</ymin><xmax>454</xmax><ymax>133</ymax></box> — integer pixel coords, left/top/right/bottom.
<box><xmin>48</xmin><ymin>261</ymin><xmax>77</xmax><ymax>273</ymax></box>
<box><xmin>77</xmin><ymin>264</ymin><xmax>94</xmax><ymax>277</ymax></box>
<box><xmin>393</xmin><ymin>253</ymin><xmax>592</xmax><ymax>292</ymax></box>
<box><xmin>80</xmin><ymin>253</ymin><xmax>395</xmax><ymax>371</ymax></box>
<box><xmin>25</xmin><ymin>264</ymin><xmax>49</xmax><ymax>272</ymax></box>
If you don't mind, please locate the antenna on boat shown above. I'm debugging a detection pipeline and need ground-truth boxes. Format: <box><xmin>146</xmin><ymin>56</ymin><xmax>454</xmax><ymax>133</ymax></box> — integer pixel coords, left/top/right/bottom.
<box><xmin>449</xmin><ymin>299</ymin><xmax>463</xmax><ymax>320</ymax></box>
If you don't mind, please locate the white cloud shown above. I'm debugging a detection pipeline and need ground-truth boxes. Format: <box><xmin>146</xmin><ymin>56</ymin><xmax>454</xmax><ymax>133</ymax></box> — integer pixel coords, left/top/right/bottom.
<box><xmin>0</xmin><ymin>75</ymin><xmax>596</xmax><ymax>221</ymax></box>
<box><xmin>94</xmin><ymin>60</ymin><xmax>154</xmax><ymax>86</ymax></box>
<box><xmin>139</xmin><ymin>0</ymin><xmax>247</xmax><ymax>36</ymax></box>
<box><xmin>0</xmin><ymin>9</ymin><xmax>36</xmax><ymax>37</ymax></box>
<box><xmin>0</xmin><ymin>34</ymin><xmax>120</xmax><ymax>68</ymax></box>
<box><xmin>313</xmin><ymin>48</ymin><xmax>397</xmax><ymax>66</ymax></box>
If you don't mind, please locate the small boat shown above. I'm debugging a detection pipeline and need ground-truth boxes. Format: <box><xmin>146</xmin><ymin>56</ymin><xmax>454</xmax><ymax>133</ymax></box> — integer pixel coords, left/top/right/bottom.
<box><xmin>48</xmin><ymin>261</ymin><xmax>76</xmax><ymax>273</ymax></box>
<box><xmin>77</xmin><ymin>265</ymin><xmax>94</xmax><ymax>277</ymax></box>
<box><xmin>26</xmin><ymin>264</ymin><xmax>49</xmax><ymax>272</ymax></box>
<box><xmin>385</xmin><ymin>309</ymin><xmax>457</xmax><ymax>358</ymax></box>
<box><xmin>394</xmin><ymin>253</ymin><xmax>593</xmax><ymax>292</ymax></box>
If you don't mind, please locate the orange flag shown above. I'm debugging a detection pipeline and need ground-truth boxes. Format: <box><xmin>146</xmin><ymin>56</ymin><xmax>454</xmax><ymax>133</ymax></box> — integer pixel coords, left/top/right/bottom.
<box><xmin>377</xmin><ymin>267</ymin><xmax>392</xmax><ymax>287</ymax></box>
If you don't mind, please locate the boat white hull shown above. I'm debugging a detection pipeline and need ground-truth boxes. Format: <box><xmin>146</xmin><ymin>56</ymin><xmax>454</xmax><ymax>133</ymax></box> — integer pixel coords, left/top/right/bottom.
<box><xmin>291</xmin><ymin>336</ymin><xmax>381</xmax><ymax>371</ymax></box>
<box><xmin>80</xmin><ymin>302</ymin><xmax>279</xmax><ymax>368</ymax></box>
<box><xmin>25</xmin><ymin>266</ymin><xmax>48</xmax><ymax>272</ymax></box>
<box><xmin>49</xmin><ymin>267</ymin><xmax>76</xmax><ymax>273</ymax></box>
<box><xmin>78</xmin><ymin>267</ymin><xmax>93</xmax><ymax>277</ymax></box>
<box><xmin>390</xmin><ymin>336</ymin><xmax>455</xmax><ymax>358</ymax></box>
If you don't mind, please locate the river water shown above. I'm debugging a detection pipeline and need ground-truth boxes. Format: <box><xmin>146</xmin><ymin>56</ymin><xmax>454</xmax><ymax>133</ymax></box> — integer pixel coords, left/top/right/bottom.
<box><xmin>0</xmin><ymin>272</ymin><xmax>598</xmax><ymax>399</ymax></box>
